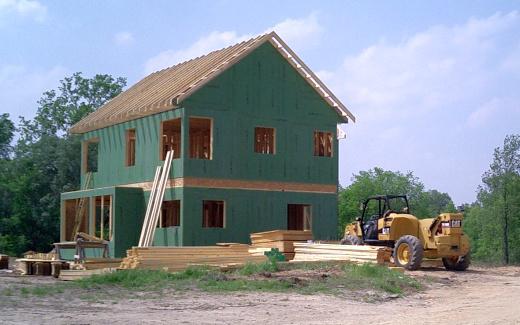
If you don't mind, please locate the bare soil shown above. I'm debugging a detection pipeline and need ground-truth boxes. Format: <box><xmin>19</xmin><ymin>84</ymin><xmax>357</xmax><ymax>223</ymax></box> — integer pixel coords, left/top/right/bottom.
<box><xmin>1</xmin><ymin>265</ymin><xmax>519</xmax><ymax>324</ymax></box>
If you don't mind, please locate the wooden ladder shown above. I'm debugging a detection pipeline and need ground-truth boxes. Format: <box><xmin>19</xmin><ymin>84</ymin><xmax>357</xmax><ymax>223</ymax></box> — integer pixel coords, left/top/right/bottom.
<box><xmin>70</xmin><ymin>172</ymin><xmax>92</xmax><ymax>239</ymax></box>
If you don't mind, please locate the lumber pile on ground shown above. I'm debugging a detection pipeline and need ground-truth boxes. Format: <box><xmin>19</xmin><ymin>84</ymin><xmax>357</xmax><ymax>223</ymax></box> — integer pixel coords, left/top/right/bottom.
<box><xmin>249</xmin><ymin>230</ymin><xmax>312</xmax><ymax>261</ymax></box>
<box><xmin>82</xmin><ymin>258</ymin><xmax>122</xmax><ymax>270</ymax></box>
<box><xmin>59</xmin><ymin>268</ymin><xmax>114</xmax><ymax>281</ymax></box>
<box><xmin>120</xmin><ymin>244</ymin><xmax>267</xmax><ymax>271</ymax></box>
<box><xmin>292</xmin><ymin>243</ymin><xmax>392</xmax><ymax>265</ymax></box>
<box><xmin>69</xmin><ymin>258</ymin><xmax>123</xmax><ymax>270</ymax></box>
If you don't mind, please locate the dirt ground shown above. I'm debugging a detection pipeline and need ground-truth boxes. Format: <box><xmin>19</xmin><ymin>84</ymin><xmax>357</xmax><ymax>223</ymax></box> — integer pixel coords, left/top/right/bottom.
<box><xmin>1</xmin><ymin>265</ymin><xmax>519</xmax><ymax>325</ymax></box>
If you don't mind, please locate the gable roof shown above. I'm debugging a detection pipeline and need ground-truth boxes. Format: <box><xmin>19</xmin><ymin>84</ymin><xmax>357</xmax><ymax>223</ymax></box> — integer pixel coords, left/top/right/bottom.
<box><xmin>70</xmin><ymin>32</ymin><xmax>355</xmax><ymax>134</ymax></box>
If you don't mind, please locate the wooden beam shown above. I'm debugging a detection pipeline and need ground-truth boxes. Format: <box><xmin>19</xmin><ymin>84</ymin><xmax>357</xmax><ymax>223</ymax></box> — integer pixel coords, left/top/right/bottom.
<box><xmin>119</xmin><ymin>177</ymin><xmax>337</xmax><ymax>194</ymax></box>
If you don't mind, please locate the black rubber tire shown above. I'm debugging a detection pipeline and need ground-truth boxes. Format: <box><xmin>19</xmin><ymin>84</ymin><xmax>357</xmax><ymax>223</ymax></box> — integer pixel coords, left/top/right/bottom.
<box><xmin>393</xmin><ymin>235</ymin><xmax>423</xmax><ymax>270</ymax></box>
<box><xmin>340</xmin><ymin>235</ymin><xmax>363</xmax><ymax>245</ymax></box>
<box><xmin>443</xmin><ymin>254</ymin><xmax>470</xmax><ymax>271</ymax></box>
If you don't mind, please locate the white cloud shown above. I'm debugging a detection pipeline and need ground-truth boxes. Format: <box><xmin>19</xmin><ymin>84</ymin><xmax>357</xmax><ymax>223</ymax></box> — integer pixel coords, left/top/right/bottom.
<box><xmin>326</xmin><ymin>11</ymin><xmax>520</xmax><ymax>203</ymax></box>
<box><xmin>0</xmin><ymin>64</ymin><xmax>67</xmax><ymax>120</ymax></box>
<box><xmin>143</xmin><ymin>13</ymin><xmax>323</xmax><ymax>74</ymax></box>
<box><xmin>264</xmin><ymin>12</ymin><xmax>323</xmax><ymax>49</ymax></box>
<box><xmin>467</xmin><ymin>98</ymin><xmax>500</xmax><ymax>128</ymax></box>
<box><xmin>0</xmin><ymin>0</ymin><xmax>47</xmax><ymax>22</ymax></box>
<box><xmin>114</xmin><ymin>31</ymin><xmax>135</xmax><ymax>46</ymax></box>
<box><xmin>144</xmin><ymin>31</ymin><xmax>250</xmax><ymax>74</ymax></box>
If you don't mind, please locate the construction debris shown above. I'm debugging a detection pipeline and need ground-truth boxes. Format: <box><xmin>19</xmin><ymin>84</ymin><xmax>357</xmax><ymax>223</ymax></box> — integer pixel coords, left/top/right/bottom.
<box><xmin>120</xmin><ymin>244</ymin><xmax>267</xmax><ymax>271</ymax></box>
<box><xmin>249</xmin><ymin>230</ymin><xmax>312</xmax><ymax>261</ymax></box>
<box><xmin>291</xmin><ymin>243</ymin><xmax>392</xmax><ymax>265</ymax></box>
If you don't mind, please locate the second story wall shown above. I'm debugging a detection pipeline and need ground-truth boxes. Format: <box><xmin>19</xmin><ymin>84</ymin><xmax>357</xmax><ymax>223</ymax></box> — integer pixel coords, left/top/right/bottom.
<box><xmin>80</xmin><ymin>42</ymin><xmax>343</xmax><ymax>189</ymax></box>
<box><xmin>181</xmin><ymin>42</ymin><xmax>341</xmax><ymax>185</ymax></box>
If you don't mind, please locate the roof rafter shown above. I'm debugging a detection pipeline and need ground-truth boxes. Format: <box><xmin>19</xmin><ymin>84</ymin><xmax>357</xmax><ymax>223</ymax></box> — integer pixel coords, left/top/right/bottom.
<box><xmin>70</xmin><ymin>32</ymin><xmax>355</xmax><ymax>134</ymax></box>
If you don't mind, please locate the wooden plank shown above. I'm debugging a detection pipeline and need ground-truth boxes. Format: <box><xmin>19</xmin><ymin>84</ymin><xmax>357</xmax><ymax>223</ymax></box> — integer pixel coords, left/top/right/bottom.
<box><xmin>146</xmin><ymin>150</ymin><xmax>173</xmax><ymax>246</ymax></box>
<box><xmin>138</xmin><ymin>167</ymin><xmax>161</xmax><ymax>247</ymax></box>
<box><xmin>251</xmin><ymin>241</ymin><xmax>296</xmax><ymax>252</ymax></box>
<box><xmin>120</xmin><ymin>245</ymin><xmax>267</xmax><ymax>271</ymax></box>
<box><xmin>59</xmin><ymin>268</ymin><xmax>113</xmax><ymax>281</ymax></box>
<box><xmin>120</xmin><ymin>177</ymin><xmax>337</xmax><ymax>194</ymax></box>
<box><xmin>291</xmin><ymin>243</ymin><xmax>390</xmax><ymax>265</ymax></box>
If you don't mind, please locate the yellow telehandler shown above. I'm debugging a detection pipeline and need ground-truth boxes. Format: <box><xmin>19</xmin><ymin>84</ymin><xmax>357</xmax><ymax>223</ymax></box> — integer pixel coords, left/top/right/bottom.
<box><xmin>341</xmin><ymin>195</ymin><xmax>470</xmax><ymax>271</ymax></box>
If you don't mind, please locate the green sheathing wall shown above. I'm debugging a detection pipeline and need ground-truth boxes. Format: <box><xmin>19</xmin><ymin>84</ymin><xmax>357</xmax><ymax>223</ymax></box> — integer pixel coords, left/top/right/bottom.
<box><xmin>80</xmin><ymin>108</ymin><xmax>185</xmax><ymax>189</ymax></box>
<box><xmin>79</xmin><ymin>41</ymin><xmax>341</xmax><ymax>189</ymax></box>
<box><xmin>113</xmin><ymin>187</ymin><xmax>145</xmax><ymax>257</ymax></box>
<box><xmin>182</xmin><ymin>188</ymin><xmax>338</xmax><ymax>245</ymax></box>
<box><xmin>151</xmin><ymin>187</ymin><xmax>184</xmax><ymax>246</ymax></box>
<box><xmin>181</xmin><ymin>42</ymin><xmax>341</xmax><ymax>185</ymax></box>
<box><xmin>60</xmin><ymin>187</ymin><xmax>145</xmax><ymax>258</ymax></box>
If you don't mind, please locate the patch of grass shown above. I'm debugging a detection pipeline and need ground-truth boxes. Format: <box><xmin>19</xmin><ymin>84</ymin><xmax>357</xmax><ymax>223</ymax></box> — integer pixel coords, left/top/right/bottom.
<box><xmin>237</xmin><ymin>260</ymin><xmax>278</xmax><ymax>276</ymax></box>
<box><xmin>3</xmin><ymin>262</ymin><xmax>422</xmax><ymax>300</ymax></box>
<box><xmin>74</xmin><ymin>266</ymin><xmax>215</xmax><ymax>290</ymax></box>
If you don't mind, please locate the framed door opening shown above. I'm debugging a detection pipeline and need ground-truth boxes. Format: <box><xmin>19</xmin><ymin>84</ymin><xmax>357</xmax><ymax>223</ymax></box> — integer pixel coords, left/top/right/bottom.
<box><xmin>287</xmin><ymin>204</ymin><xmax>312</xmax><ymax>231</ymax></box>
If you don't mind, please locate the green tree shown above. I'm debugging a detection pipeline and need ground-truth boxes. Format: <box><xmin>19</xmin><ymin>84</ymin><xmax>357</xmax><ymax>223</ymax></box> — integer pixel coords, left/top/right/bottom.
<box><xmin>0</xmin><ymin>73</ymin><xmax>126</xmax><ymax>256</ymax></box>
<box><xmin>465</xmin><ymin>135</ymin><xmax>520</xmax><ymax>264</ymax></box>
<box><xmin>0</xmin><ymin>113</ymin><xmax>15</xmax><ymax>159</ymax></box>
<box><xmin>338</xmin><ymin>167</ymin><xmax>455</xmax><ymax>234</ymax></box>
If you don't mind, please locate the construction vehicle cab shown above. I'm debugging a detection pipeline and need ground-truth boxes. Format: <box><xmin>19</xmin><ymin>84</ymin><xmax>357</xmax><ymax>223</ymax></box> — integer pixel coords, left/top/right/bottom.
<box><xmin>342</xmin><ymin>195</ymin><xmax>471</xmax><ymax>271</ymax></box>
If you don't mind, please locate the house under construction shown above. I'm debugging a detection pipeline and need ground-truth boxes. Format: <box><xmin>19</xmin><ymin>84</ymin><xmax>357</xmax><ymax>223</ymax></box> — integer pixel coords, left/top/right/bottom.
<box><xmin>60</xmin><ymin>32</ymin><xmax>355</xmax><ymax>257</ymax></box>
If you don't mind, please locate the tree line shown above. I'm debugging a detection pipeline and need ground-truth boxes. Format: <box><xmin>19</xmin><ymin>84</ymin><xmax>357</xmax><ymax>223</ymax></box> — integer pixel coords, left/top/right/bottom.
<box><xmin>0</xmin><ymin>73</ymin><xmax>126</xmax><ymax>255</ymax></box>
<box><xmin>338</xmin><ymin>137</ymin><xmax>520</xmax><ymax>264</ymax></box>
<box><xmin>0</xmin><ymin>72</ymin><xmax>518</xmax><ymax>264</ymax></box>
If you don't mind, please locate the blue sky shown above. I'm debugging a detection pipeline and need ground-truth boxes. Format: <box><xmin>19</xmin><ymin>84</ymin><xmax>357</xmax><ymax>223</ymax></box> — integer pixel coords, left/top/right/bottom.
<box><xmin>1</xmin><ymin>0</ymin><xmax>519</xmax><ymax>204</ymax></box>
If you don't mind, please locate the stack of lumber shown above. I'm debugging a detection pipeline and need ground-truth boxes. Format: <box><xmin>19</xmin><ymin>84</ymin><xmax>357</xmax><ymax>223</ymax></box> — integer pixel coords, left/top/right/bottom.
<box><xmin>59</xmin><ymin>268</ymin><xmax>114</xmax><ymax>281</ymax></box>
<box><xmin>71</xmin><ymin>258</ymin><xmax>123</xmax><ymax>270</ymax></box>
<box><xmin>292</xmin><ymin>243</ymin><xmax>392</xmax><ymax>265</ymax></box>
<box><xmin>249</xmin><ymin>230</ymin><xmax>312</xmax><ymax>261</ymax></box>
<box><xmin>23</xmin><ymin>252</ymin><xmax>57</xmax><ymax>260</ymax></box>
<box><xmin>120</xmin><ymin>244</ymin><xmax>267</xmax><ymax>271</ymax></box>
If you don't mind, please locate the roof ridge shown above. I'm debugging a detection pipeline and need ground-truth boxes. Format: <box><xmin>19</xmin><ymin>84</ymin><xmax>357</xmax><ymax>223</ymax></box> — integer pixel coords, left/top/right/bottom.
<box><xmin>70</xmin><ymin>31</ymin><xmax>354</xmax><ymax>134</ymax></box>
<box><xmin>150</xmin><ymin>33</ymin><xmax>270</xmax><ymax>76</ymax></box>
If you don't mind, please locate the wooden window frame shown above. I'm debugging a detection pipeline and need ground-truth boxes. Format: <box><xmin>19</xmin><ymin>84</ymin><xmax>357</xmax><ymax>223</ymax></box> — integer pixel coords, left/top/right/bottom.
<box><xmin>189</xmin><ymin>117</ymin><xmax>213</xmax><ymax>160</ymax></box>
<box><xmin>125</xmin><ymin>129</ymin><xmax>136</xmax><ymax>166</ymax></box>
<box><xmin>254</xmin><ymin>126</ymin><xmax>276</xmax><ymax>154</ymax></box>
<box><xmin>313</xmin><ymin>131</ymin><xmax>333</xmax><ymax>157</ymax></box>
<box><xmin>202</xmin><ymin>200</ymin><xmax>225</xmax><ymax>228</ymax></box>
<box><xmin>160</xmin><ymin>118</ymin><xmax>182</xmax><ymax>160</ymax></box>
<box><xmin>82</xmin><ymin>138</ymin><xmax>100</xmax><ymax>173</ymax></box>
<box><xmin>94</xmin><ymin>195</ymin><xmax>113</xmax><ymax>241</ymax></box>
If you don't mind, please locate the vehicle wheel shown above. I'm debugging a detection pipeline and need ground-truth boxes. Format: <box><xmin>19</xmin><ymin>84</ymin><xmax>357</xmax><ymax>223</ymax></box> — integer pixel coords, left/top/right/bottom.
<box><xmin>443</xmin><ymin>254</ymin><xmax>470</xmax><ymax>271</ymax></box>
<box><xmin>393</xmin><ymin>235</ymin><xmax>423</xmax><ymax>270</ymax></box>
<box><xmin>340</xmin><ymin>235</ymin><xmax>363</xmax><ymax>245</ymax></box>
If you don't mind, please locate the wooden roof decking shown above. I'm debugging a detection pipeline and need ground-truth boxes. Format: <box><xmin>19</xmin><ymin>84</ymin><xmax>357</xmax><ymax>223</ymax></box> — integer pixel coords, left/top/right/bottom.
<box><xmin>70</xmin><ymin>32</ymin><xmax>355</xmax><ymax>134</ymax></box>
